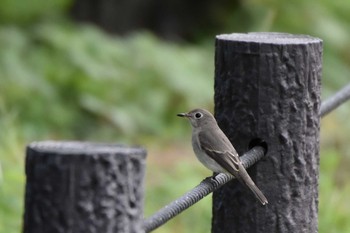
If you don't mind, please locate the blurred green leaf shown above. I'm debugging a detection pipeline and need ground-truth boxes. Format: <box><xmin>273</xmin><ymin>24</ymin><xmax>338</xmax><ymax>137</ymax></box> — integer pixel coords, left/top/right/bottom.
<box><xmin>0</xmin><ymin>0</ymin><xmax>71</xmax><ymax>24</ymax></box>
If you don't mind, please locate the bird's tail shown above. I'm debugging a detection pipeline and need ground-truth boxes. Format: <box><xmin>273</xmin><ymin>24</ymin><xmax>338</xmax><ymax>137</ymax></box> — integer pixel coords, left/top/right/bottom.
<box><xmin>236</xmin><ymin>167</ymin><xmax>268</xmax><ymax>205</ymax></box>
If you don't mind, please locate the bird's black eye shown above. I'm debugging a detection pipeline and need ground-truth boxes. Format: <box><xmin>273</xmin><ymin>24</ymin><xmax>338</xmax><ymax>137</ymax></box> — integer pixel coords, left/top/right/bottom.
<box><xmin>195</xmin><ymin>112</ymin><xmax>203</xmax><ymax>119</ymax></box>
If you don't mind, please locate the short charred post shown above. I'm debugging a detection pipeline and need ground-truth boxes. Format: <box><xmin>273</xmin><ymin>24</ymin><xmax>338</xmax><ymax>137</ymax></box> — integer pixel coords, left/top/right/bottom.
<box><xmin>23</xmin><ymin>141</ymin><xmax>146</xmax><ymax>233</ymax></box>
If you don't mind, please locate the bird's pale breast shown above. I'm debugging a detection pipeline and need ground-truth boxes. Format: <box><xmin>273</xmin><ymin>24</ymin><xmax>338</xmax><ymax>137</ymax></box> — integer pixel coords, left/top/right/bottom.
<box><xmin>192</xmin><ymin>132</ymin><xmax>227</xmax><ymax>173</ymax></box>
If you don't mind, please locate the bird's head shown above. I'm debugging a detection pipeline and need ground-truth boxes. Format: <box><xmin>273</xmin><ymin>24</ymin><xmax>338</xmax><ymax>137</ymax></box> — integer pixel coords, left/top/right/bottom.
<box><xmin>177</xmin><ymin>108</ymin><xmax>217</xmax><ymax>128</ymax></box>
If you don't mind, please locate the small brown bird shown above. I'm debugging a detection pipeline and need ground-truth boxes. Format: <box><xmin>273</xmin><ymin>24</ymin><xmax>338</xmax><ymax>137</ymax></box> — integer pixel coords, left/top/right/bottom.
<box><xmin>178</xmin><ymin>108</ymin><xmax>268</xmax><ymax>205</ymax></box>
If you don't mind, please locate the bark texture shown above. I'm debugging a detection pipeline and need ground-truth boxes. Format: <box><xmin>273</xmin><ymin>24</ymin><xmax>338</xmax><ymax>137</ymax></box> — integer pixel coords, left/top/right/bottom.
<box><xmin>23</xmin><ymin>141</ymin><xmax>146</xmax><ymax>233</ymax></box>
<box><xmin>212</xmin><ymin>33</ymin><xmax>322</xmax><ymax>233</ymax></box>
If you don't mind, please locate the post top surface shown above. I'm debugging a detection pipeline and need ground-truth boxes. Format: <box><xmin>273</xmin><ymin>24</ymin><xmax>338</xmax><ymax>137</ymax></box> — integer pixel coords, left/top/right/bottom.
<box><xmin>28</xmin><ymin>140</ymin><xmax>146</xmax><ymax>155</ymax></box>
<box><xmin>217</xmin><ymin>32</ymin><xmax>322</xmax><ymax>44</ymax></box>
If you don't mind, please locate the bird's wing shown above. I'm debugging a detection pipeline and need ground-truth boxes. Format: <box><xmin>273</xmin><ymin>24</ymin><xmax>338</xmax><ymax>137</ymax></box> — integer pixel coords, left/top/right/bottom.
<box><xmin>198</xmin><ymin>130</ymin><xmax>242</xmax><ymax>174</ymax></box>
<box><xmin>198</xmin><ymin>129</ymin><xmax>269</xmax><ymax>205</ymax></box>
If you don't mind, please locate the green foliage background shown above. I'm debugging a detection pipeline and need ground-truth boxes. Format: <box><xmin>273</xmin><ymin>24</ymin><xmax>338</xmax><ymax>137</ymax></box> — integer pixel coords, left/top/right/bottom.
<box><xmin>1</xmin><ymin>0</ymin><xmax>350</xmax><ymax>233</ymax></box>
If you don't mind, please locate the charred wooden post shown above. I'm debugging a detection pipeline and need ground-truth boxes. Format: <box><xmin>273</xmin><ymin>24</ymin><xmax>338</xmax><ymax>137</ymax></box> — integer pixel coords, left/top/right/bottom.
<box><xmin>23</xmin><ymin>141</ymin><xmax>146</xmax><ymax>233</ymax></box>
<box><xmin>213</xmin><ymin>33</ymin><xmax>322</xmax><ymax>233</ymax></box>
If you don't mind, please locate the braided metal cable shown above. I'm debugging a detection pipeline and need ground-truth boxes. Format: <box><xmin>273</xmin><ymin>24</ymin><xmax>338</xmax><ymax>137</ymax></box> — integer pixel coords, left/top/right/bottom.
<box><xmin>143</xmin><ymin>146</ymin><xmax>265</xmax><ymax>232</ymax></box>
<box><xmin>144</xmin><ymin>83</ymin><xmax>350</xmax><ymax>232</ymax></box>
<box><xmin>320</xmin><ymin>83</ymin><xmax>350</xmax><ymax>117</ymax></box>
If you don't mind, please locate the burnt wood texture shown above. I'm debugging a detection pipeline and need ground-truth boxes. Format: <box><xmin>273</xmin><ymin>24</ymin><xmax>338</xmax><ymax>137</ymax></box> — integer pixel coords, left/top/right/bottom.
<box><xmin>23</xmin><ymin>141</ymin><xmax>146</xmax><ymax>233</ymax></box>
<box><xmin>213</xmin><ymin>33</ymin><xmax>322</xmax><ymax>233</ymax></box>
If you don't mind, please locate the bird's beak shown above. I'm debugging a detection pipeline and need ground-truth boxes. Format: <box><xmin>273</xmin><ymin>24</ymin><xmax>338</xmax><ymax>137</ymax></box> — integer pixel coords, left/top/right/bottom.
<box><xmin>177</xmin><ymin>112</ymin><xmax>189</xmax><ymax>118</ymax></box>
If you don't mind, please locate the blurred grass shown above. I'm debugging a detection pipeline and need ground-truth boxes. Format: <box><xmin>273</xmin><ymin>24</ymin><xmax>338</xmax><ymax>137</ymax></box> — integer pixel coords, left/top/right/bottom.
<box><xmin>0</xmin><ymin>106</ymin><xmax>25</xmax><ymax>233</ymax></box>
<box><xmin>1</xmin><ymin>0</ymin><xmax>350</xmax><ymax>232</ymax></box>
<box><xmin>0</xmin><ymin>23</ymin><xmax>214</xmax><ymax>142</ymax></box>
<box><xmin>319</xmin><ymin>149</ymin><xmax>350</xmax><ymax>233</ymax></box>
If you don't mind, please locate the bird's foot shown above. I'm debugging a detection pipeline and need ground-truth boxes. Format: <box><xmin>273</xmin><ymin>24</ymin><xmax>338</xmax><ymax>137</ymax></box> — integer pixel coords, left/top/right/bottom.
<box><xmin>202</xmin><ymin>174</ymin><xmax>218</xmax><ymax>183</ymax></box>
